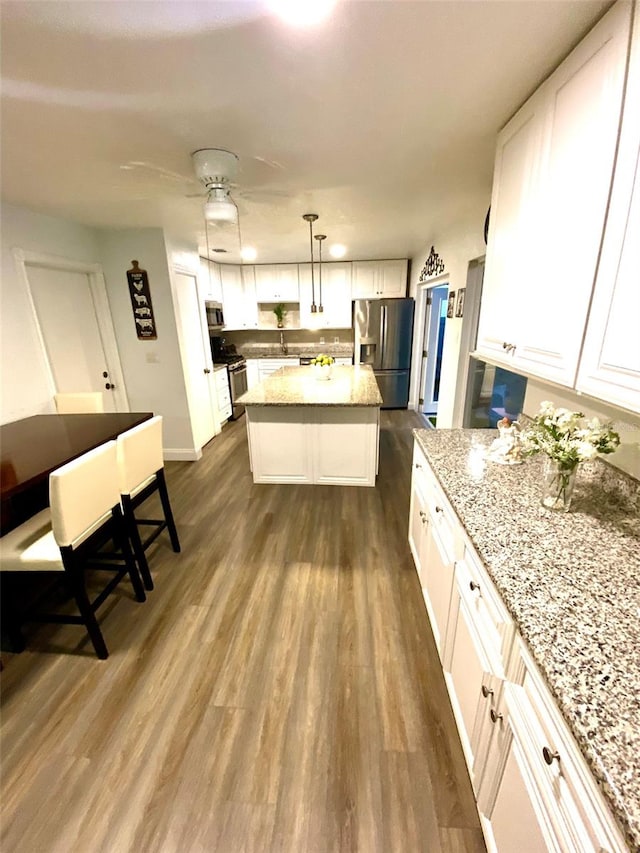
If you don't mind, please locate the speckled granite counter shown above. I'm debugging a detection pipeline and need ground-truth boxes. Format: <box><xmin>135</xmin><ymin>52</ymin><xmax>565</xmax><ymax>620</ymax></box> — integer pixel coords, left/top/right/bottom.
<box><xmin>413</xmin><ymin>428</ymin><xmax>640</xmax><ymax>849</ymax></box>
<box><xmin>237</xmin><ymin>365</ymin><xmax>382</xmax><ymax>407</ymax></box>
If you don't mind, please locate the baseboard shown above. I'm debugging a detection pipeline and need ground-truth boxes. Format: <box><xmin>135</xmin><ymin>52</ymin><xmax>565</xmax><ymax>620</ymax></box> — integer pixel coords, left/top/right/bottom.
<box><xmin>163</xmin><ymin>448</ymin><xmax>202</xmax><ymax>462</ymax></box>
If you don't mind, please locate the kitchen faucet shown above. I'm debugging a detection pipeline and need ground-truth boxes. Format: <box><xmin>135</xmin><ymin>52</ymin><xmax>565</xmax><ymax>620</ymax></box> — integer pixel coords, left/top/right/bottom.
<box><xmin>280</xmin><ymin>330</ymin><xmax>288</xmax><ymax>354</ymax></box>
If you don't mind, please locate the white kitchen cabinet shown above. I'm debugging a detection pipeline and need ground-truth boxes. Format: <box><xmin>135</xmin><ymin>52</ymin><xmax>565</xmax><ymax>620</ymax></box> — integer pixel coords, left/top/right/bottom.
<box><xmin>254</xmin><ymin>264</ymin><xmax>300</xmax><ymax>302</ymax></box>
<box><xmin>213</xmin><ymin>366</ymin><xmax>232</xmax><ymax>423</ymax></box>
<box><xmin>577</xmin><ymin>6</ymin><xmax>640</xmax><ymax>414</ymax></box>
<box><xmin>220</xmin><ymin>264</ymin><xmax>258</xmax><ymax>330</ymax></box>
<box><xmin>257</xmin><ymin>357</ymin><xmax>300</xmax><ymax>382</ymax></box>
<box><xmin>299</xmin><ymin>262</ymin><xmax>353</xmax><ymax>329</ymax></box>
<box><xmin>478</xmin><ymin>646</ymin><xmax>628</xmax><ymax>853</ymax></box>
<box><xmin>476</xmin><ymin>1</ymin><xmax>631</xmax><ymax>387</ymax></box>
<box><xmin>246</xmin><ymin>358</ymin><xmax>260</xmax><ymax>390</ymax></box>
<box><xmin>333</xmin><ymin>356</ymin><xmax>353</xmax><ymax>366</ymax></box>
<box><xmin>352</xmin><ymin>260</ymin><xmax>408</xmax><ymax>299</ymax></box>
<box><xmin>198</xmin><ymin>257</ymin><xmax>222</xmax><ymax>302</ymax></box>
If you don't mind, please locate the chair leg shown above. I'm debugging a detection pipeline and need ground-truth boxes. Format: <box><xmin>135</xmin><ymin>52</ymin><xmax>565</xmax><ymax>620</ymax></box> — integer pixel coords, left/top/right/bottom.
<box><xmin>121</xmin><ymin>497</ymin><xmax>154</xmax><ymax>592</ymax></box>
<box><xmin>157</xmin><ymin>469</ymin><xmax>181</xmax><ymax>553</ymax></box>
<box><xmin>62</xmin><ymin>550</ymin><xmax>109</xmax><ymax>660</ymax></box>
<box><xmin>113</xmin><ymin>506</ymin><xmax>147</xmax><ymax>601</ymax></box>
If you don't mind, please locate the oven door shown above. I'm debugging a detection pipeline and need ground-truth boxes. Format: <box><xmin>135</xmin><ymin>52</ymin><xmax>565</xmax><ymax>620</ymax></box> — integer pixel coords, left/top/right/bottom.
<box><xmin>228</xmin><ymin>364</ymin><xmax>247</xmax><ymax>419</ymax></box>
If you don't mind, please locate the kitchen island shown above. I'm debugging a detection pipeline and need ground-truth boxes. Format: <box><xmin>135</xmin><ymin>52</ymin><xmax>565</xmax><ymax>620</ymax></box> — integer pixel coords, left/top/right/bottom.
<box><xmin>236</xmin><ymin>364</ymin><xmax>382</xmax><ymax>486</ymax></box>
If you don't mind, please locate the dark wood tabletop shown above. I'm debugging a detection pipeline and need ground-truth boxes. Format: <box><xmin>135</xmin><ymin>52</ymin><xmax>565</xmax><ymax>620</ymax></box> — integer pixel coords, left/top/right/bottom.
<box><xmin>0</xmin><ymin>413</ymin><xmax>153</xmax><ymax>533</ymax></box>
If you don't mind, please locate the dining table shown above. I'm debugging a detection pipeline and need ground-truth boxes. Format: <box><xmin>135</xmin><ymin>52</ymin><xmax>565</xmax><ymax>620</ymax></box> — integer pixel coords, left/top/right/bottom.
<box><xmin>0</xmin><ymin>412</ymin><xmax>153</xmax><ymax>651</ymax></box>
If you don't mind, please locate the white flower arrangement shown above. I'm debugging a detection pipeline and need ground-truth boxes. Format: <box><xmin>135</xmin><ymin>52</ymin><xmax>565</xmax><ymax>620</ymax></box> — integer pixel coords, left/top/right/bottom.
<box><xmin>521</xmin><ymin>401</ymin><xmax>620</xmax><ymax>469</ymax></box>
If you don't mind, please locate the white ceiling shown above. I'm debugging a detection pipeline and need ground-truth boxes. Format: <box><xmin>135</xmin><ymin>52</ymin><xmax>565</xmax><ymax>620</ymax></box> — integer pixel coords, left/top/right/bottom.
<box><xmin>1</xmin><ymin>0</ymin><xmax>611</xmax><ymax>264</ymax></box>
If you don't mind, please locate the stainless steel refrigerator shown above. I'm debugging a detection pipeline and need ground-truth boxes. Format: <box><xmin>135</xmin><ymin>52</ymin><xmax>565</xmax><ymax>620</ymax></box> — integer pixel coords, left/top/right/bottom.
<box><xmin>354</xmin><ymin>298</ymin><xmax>415</xmax><ymax>408</ymax></box>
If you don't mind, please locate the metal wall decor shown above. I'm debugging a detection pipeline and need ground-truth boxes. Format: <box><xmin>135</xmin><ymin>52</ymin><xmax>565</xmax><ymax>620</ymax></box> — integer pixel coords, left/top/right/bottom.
<box><xmin>127</xmin><ymin>260</ymin><xmax>157</xmax><ymax>340</ymax></box>
<box><xmin>419</xmin><ymin>246</ymin><xmax>445</xmax><ymax>281</ymax></box>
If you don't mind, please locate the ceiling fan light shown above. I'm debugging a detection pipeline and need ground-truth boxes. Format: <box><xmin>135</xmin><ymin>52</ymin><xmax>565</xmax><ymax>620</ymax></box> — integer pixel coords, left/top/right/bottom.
<box><xmin>204</xmin><ymin>188</ymin><xmax>238</xmax><ymax>223</ymax></box>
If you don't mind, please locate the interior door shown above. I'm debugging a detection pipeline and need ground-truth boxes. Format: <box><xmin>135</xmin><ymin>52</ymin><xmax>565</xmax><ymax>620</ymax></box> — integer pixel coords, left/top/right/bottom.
<box><xmin>421</xmin><ymin>286</ymin><xmax>448</xmax><ymax>416</ymax></box>
<box><xmin>26</xmin><ymin>265</ymin><xmax>119</xmax><ymax>412</ymax></box>
<box><xmin>173</xmin><ymin>271</ymin><xmax>217</xmax><ymax>450</ymax></box>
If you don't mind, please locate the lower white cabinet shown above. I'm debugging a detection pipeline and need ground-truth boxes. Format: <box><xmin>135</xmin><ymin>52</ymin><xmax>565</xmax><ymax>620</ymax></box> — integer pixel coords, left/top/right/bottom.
<box><xmin>257</xmin><ymin>357</ymin><xmax>300</xmax><ymax>382</ymax></box>
<box><xmin>213</xmin><ymin>366</ymin><xmax>232</xmax><ymax>422</ymax></box>
<box><xmin>408</xmin><ymin>439</ymin><xmax>627</xmax><ymax>852</ymax></box>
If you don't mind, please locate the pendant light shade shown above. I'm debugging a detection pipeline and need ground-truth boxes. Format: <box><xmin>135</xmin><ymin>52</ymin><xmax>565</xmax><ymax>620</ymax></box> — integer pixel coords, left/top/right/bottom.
<box><xmin>303</xmin><ymin>213</ymin><xmax>319</xmax><ymax>313</ymax></box>
<box><xmin>204</xmin><ymin>187</ymin><xmax>238</xmax><ymax>223</ymax></box>
<box><xmin>314</xmin><ymin>234</ymin><xmax>326</xmax><ymax>313</ymax></box>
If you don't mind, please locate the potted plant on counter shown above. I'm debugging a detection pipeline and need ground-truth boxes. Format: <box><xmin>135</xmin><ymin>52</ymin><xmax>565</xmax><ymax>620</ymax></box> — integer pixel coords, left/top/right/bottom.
<box><xmin>273</xmin><ymin>303</ymin><xmax>287</xmax><ymax>328</ymax></box>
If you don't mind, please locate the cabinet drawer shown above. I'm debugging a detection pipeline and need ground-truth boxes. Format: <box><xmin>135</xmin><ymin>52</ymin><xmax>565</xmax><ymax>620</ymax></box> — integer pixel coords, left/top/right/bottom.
<box><xmin>220</xmin><ymin>402</ymin><xmax>232</xmax><ymax>420</ymax></box>
<box><xmin>214</xmin><ymin>369</ymin><xmax>229</xmax><ymax>389</ymax></box>
<box><xmin>457</xmin><ymin>546</ymin><xmax>514</xmax><ymax>676</ymax></box>
<box><xmin>217</xmin><ymin>388</ymin><xmax>231</xmax><ymax>408</ymax></box>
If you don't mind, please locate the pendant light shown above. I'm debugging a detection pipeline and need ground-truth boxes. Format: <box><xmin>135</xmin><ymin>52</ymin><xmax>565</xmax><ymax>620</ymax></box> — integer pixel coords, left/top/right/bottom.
<box><xmin>302</xmin><ymin>213</ymin><xmax>318</xmax><ymax>313</ymax></box>
<box><xmin>314</xmin><ymin>233</ymin><xmax>326</xmax><ymax>313</ymax></box>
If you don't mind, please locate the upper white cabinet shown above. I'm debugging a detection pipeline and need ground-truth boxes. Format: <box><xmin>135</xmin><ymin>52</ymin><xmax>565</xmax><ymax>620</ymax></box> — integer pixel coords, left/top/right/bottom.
<box><xmin>220</xmin><ymin>264</ymin><xmax>258</xmax><ymax>330</ymax></box>
<box><xmin>198</xmin><ymin>257</ymin><xmax>223</xmax><ymax>302</ymax></box>
<box><xmin>299</xmin><ymin>262</ymin><xmax>352</xmax><ymax>329</ymax></box>
<box><xmin>352</xmin><ymin>259</ymin><xmax>408</xmax><ymax>299</ymax></box>
<box><xmin>254</xmin><ymin>264</ymin><xmax>299</xmax><ymax>302</ymax></box>
<box><xmin>577</xmin><ymin>6</ymin><xmax>640</xmax><ymax>413</ymax></box>
<box><xmin>477</xmin><ymin>1</ymin><xmax>631</xmax><ymax>388</ymax></box>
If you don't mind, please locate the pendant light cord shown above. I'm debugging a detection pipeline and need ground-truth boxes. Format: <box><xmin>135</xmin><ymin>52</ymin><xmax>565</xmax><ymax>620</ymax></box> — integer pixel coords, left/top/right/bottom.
<box><xmin>309</xmin><ymin>219</ymin><xmax>316</xmax><ymax>313</ymax></box>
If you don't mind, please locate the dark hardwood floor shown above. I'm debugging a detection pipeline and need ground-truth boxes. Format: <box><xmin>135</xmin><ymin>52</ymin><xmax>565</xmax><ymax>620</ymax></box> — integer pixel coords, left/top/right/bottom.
<box><xmin>0</xmin><ymin>410</ymin><xmax>485</xmax><ymax>852</ymax></box>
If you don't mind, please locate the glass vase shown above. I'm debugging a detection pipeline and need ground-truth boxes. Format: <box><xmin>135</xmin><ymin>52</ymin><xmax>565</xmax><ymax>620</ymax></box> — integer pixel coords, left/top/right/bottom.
<box><xmin>541</xmin><ymin>458</ymin><xmax>578</xmax><ymax>512</ymax></box>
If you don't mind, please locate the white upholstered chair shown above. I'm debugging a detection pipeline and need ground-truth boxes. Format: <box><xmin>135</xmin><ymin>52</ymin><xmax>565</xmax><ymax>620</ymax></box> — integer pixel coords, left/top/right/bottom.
<box><xmin>0</xmin><ymin>441</ymin><xmax>146</xmax><ymax>659</ymax></box>
<box><xmin>54</xmin><ymin>392</ymin><xmax>104</xmax><ymax>414</ymax></box>
<box><xmin>116</xmin><ymin>415</ymin><xmax>180</xmax><ymax>592</ymax></box>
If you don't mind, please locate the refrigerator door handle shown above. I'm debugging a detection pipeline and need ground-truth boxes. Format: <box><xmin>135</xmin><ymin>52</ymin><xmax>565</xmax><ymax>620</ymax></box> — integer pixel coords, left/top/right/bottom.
<box><xmin>380</xmin><ymin>305</ymin><xmax>387</xmax><ymax>365</ymax></box>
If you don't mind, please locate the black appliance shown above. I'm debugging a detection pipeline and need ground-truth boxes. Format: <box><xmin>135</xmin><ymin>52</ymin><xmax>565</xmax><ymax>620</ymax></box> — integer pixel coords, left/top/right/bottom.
<box><xmin>210</xmin><ymin>336</ymin><xmax>247</xmax><ymax>420</ymax></box>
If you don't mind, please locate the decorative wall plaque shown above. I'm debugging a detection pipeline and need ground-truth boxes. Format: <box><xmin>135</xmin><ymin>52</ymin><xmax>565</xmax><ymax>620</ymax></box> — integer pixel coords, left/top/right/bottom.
<box><xmin>419</xmin><ymin>246</ymin><xmax>445</xmax><ymax>281</ymax></box>
<box><xmin>127</xmin><ymin>260</ymin><xmax>157</xmax><ymax>340</ymax></box>
<box><xmin>447</xmin><ymin>291</ymin><xmax>455</xmax><ymax>319</ymax></box>
<box><xmin>455</xmin><ymin>288</ymin><xmax>466</xmax><ymax>318</ymax></box>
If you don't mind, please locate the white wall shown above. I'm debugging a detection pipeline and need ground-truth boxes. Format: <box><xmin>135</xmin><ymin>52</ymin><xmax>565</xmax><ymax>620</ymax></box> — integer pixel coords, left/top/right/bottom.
<box><xmin>0</xmin><ymin>203</ymin><xmax>100</xmax><ymax>422</ymax></box>
<box><xmin>409</xmin><ymin>209</ymin><xmax>487</xmax><ymax>428</ymax></box>
<box><xmin>524</xmin><ymin>379</ymin><xmax>640</xmax><ymax>479</ymax></box>
<box><xmin>96</xmin><ymin>228</ymin><xmax>196</xmax><ymax>458</ymax></box>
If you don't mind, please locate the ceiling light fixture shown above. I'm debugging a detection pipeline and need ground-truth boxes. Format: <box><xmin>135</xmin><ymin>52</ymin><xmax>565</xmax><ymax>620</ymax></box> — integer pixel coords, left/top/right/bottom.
<box><xmin>314</xmin><ymin>233</ymin><xmax>326</xmax><ymax>313</ymax></box>
<box><xmin>269</xmin><ymin>0</ymin><xmax>336</xmax><ymax>27</ymax></box>
<box><xmin>204</xmin><ymin>186</ymin><xmax>238</xmax><ymax>224</ymax></box>
<box><xmin>241</xmin><ymin>246</ymin><xmax>257</xmax><ymax>262</ymax></box>
<box><xmin>303</xmin><ymin>213</ymin><xmax>319</xmax><ymax>313</ymax></box>
<box><xmin>329</xmin><ymin>243</ymin><xmax>346</xmax><ymax>259</ymax></box>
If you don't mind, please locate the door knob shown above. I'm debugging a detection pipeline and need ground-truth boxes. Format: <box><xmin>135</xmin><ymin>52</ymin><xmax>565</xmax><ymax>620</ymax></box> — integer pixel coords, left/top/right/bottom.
<box><xmin>105</xmin><ymin>383</ymin><xmax>115</xmax><ymax>390</ymax></box>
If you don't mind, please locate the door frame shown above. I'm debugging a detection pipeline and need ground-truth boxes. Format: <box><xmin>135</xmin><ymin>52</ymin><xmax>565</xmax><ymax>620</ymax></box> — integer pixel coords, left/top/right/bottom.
<box><xmin>420</xmin><ymin>284</ymin><xmax>449</xmax><ymax>415</ymax></box>
<box><xmin>14</xmin><ymin>248</ymin><xmax>129</xmax><ymax>412</ymax></box>
<box><xmin>409</xmin><ymin>272</ymin><xmax>449</xmax><ymax>412</ymax></box>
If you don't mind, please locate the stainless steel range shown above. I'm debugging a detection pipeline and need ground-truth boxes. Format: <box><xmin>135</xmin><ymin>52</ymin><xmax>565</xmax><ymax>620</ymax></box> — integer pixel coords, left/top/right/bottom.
<box><xmin>210</xmin><ymin>337</ymin><xmax>247</xmax><ymax>420</ymax></box>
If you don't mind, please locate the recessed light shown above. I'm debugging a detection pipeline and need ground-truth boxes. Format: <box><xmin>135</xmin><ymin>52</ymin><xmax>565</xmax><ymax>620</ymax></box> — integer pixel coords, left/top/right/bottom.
<box><xmin>329</xmin><ymin>244</ymin><xmax>347</xmax><ymax>259</ymax></box>
<box><xmin>241</xmin><ymin>247</ymin><xmax>257</xmax><ymax>261</ymax></box>
<box><xmin>269</xmin><ymin>0</ymin><xmax>336</xmax><ymax>27</ymax></box>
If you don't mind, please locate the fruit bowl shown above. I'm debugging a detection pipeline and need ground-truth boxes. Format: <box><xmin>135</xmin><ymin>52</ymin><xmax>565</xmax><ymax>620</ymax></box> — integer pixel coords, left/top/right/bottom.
<box><xmin>311</xmin><ymin>354</ymin><xmax>334</xmax><ymax>380</ymax></box>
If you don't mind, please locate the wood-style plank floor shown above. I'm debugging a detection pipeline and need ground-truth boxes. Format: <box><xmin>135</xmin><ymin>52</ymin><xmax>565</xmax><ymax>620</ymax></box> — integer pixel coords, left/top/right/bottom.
<box><xmin>0</xmin><ymin>410</ymin><xmax>485</xmax><ymax>853</ymax></box>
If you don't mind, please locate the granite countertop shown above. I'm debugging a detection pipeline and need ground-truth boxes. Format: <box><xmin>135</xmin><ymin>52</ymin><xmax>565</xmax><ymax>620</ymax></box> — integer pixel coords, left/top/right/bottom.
<box><xmin>240</xmin><ymin>343</ymin><xmax>354</xmax><ymax>358</ymax></box>
<box><xmin>413</xmin><ymin>428</ymin><xmax>640</xmax><ymax>850</ymax></box>
<box><xmin>236</xmin><ymin>364</ymin><xmax>382</xmax><ymax>407</ymax></box>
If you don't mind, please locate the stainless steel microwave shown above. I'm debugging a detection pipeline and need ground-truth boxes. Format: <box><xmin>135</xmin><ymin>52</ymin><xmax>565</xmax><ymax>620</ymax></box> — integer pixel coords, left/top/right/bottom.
<box><xmin>205</xmin><ymin>301</ymin><xmax>224</xmax><ymax>328</ymax></box>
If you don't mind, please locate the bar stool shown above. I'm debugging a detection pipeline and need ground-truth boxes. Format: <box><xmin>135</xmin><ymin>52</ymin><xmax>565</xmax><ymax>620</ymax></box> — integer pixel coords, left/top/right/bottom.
<box><xmin>0</xmin><ymin>442</ymin><xmax>146</xmax><ymax>659</ymax></box>
<box><xmin>54</xmin><ymin>392</ymin><xmax>104</xmax><ymax>414</ymax></box>
<box><xmin>116</xmin><ymin>415</ymin><xmax>180</xmax><ymax>591</ymax></box>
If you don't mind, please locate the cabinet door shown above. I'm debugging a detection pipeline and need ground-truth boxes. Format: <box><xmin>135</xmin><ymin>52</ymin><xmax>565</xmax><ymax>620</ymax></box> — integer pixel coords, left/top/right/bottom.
<box><xmin>246</xmin><ymin>358</ymin><xmax>260</xmax><ymax>389</ymax></box>
<box><xmin>318</xmin><ymin>262</ymin><xmax>352</xmax><ymax>327</ymax></box>
<box><xmin>577</xmin><ymin>8</ymin><xmax>640</xmax><ymax>413</ymax></box>
<box><xmin>476</xmin><ymin>95</ymin><xmax>544</xmax><ymax>365</ymax></box>
<box><xmin>254</xmin><ymin>264</ymin><xmax>299</xmax><ymax>301</ymax></box>
<box><xmin>513</xmin><ymin>1</ymin><xmax>630</xmax><ymax>386</ymax></box>
<box><xmin>352</xmin><ymin>261</ymin><xmax>379</xmax><ymax>298</ymax></box>
<box><xmin>421</xmin><ymin>519</ymin><xmax>455</xmax><ymax>661</ymax></box>
<box><xmin>408</xmin><ymin>470</ymin><xmax>428</xmax><ymax>575</ymax></box>
<box><xmin>220</xmin><ymin>264</ymin><xmax>258</xmax><ymax>329</ymax></box>
<box><xmin>378</xmin><ymin>259</ymin><xmax>407</xmax><ymax>297</ymax></box>
<box><xmin>198</xmin><ymin>257</ymin><xmax>222</xmax><ymax>302</ymax></box>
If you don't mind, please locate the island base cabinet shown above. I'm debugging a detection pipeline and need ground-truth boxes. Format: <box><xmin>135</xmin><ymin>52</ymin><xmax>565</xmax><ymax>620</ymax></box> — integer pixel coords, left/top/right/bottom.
<box><xmin>245</xmin><ymin>406</ymin><xmax>379</xmax><ymax>486</ymax></box>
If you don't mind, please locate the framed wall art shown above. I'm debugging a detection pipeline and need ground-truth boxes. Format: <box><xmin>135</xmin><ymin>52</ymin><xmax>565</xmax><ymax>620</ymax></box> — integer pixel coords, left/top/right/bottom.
<box><xmin>447</xmin><ymin>291</ymin><xmax>455</xmax><ymax>319</ymax></box>
<box><xmin>127</xmin><ymin>260</ymin><xmax>157</xmax><ymax>340</ymax></box>
<box><xmin>455</xmin><ymin>288</ymin><xmax>465</xmax><ymax>318</ymax></box>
